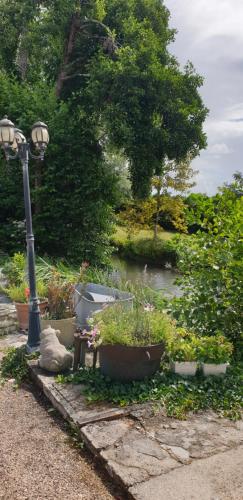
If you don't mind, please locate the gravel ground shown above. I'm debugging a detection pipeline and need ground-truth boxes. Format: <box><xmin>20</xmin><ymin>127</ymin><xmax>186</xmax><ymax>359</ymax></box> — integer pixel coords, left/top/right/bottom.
<box><xmin>0</xmin><ymin>381</ymin><xmax>124</xmax><ymax>500</ymax></box>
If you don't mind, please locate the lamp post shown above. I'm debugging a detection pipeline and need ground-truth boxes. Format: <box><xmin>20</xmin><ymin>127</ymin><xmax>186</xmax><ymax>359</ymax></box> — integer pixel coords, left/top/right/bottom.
<box><xmin>0</xmin><ymin>116</ymin><xmax>49</xmax><ymax>352</ymax></box>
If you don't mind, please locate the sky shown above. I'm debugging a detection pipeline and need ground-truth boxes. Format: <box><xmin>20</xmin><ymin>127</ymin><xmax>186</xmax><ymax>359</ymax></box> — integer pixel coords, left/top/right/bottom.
<box><xmin>165</xmin><ymin>0</ymin><xmax>243</xmax><ymax>194</ymax></box>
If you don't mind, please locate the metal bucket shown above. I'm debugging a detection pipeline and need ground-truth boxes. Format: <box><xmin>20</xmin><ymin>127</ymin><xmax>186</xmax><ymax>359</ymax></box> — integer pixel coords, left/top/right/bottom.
<box><xmin>74</xmin><ymin>283</ymin><xmax>134</xmax><ymax>330</ymax></box>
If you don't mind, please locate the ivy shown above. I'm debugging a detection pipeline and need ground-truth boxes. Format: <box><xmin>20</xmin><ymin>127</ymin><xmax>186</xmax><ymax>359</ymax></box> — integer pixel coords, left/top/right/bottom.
<box><xmin>57</xmin><ymin>364</ymin><xmax>243</xmax><ymax>420</ymax></box>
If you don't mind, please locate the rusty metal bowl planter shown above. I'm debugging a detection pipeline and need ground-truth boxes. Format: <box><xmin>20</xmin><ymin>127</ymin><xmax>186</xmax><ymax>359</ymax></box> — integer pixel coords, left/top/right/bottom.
<box><xmin>98</xmin><ymin>343</ymin><xmax>165</xmax><ymax>382</ymax></box>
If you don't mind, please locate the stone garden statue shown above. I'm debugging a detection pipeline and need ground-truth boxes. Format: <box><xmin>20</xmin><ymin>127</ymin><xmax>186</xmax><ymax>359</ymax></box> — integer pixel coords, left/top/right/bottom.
<box><xmin>39</xmin><ymin>326</ymin><xmax>73</xmax><ymax>373</ymax></box>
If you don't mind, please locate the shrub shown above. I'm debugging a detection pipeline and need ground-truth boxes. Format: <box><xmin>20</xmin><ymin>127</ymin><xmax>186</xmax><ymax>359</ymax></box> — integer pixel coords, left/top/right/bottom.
<box><xmin>121</xmin><ymin>238</ymin><xmax>178</xmax><ymax>266</ymax></box>
<box><xmin>2</xmin><ymin>253</ymin><xmax>26</xmax><ymax>286</ymax></box>
<box><xmin>171</xmin><ymin>183</ymin><xmax>243</xmax><ymax>357</ymax></box>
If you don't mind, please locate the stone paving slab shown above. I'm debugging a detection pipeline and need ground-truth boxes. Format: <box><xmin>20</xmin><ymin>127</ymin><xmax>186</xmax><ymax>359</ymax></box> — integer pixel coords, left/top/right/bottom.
<box><xmin>29</xmin><ymin>361</ymin><xmax>130</xmax><ymax>426</ymax></box>
<box><xmin>129</xmin><ymin>445</ymin><xmax>243</xmax><ymax>500</ymax></box>
<box><xmin>136</xmin><ymin>410</ymin><xmax>243</xmax><ymax>460</ymax></box>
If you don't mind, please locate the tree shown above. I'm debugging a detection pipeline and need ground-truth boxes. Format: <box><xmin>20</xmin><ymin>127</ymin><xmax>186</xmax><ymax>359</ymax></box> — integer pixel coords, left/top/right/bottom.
<box><xmin>0</xmin><ymin>0</ymin><xmax>208</xmax><ymax>261</ymax></box>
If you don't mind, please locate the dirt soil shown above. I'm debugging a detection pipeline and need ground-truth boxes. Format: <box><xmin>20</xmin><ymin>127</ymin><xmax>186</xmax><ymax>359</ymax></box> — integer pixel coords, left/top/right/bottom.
<box><xmin>0</xmin><ymin>381</ymin><xmax>124</xmax><ymax>500</ymax></box>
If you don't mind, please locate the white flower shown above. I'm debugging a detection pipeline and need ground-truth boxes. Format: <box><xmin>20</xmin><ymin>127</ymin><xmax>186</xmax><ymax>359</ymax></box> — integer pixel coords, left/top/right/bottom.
<box><xmin>144</xmin><ymin>303</ymin><xmax>155</xmax><ymax>312</ymax></box>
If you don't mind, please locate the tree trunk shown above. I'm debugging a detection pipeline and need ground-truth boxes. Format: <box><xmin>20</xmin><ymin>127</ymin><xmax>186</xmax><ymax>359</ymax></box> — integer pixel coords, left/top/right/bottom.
<box><xmin>153</xmin><ymin>185</ymin><xmax>161</xmax><ymax>241</ymax></box>
<box><xmin>56</xmin><ymin>13</ymin><xmax>81</xmax><ymax>98</ymax></box>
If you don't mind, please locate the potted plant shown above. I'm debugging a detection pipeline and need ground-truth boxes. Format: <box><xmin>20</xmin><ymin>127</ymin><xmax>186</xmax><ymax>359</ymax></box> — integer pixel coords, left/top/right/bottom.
<box><xmin>40</xmin><ymin>274</ymin><xmax>76</xmax><ymax>347</ymax></box>
<box><xmin>85</xmin><ymin>303</ymin><xmax>175</xmax><ymax>382</ymax></box>
<box><xmin>198</xmin><ymin>335</ymin><xmax>233</xmax><ymax>376</ymax></box>
<box><xmin>6</xmin><ymin>281</ymin><xmax>48</xmax><ymax>331</ymax></box>
<box><xmin>169</xmin><ymin>333</ymin><xmax>199</xmax><ymax>376</ymax></box>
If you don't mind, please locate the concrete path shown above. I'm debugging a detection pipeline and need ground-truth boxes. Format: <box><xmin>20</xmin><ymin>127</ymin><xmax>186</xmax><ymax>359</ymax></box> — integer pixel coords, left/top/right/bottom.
<box><xmin>130</xmin><ymin>445</ymin><xmax>243</xmax><ymax>500</ymax></box>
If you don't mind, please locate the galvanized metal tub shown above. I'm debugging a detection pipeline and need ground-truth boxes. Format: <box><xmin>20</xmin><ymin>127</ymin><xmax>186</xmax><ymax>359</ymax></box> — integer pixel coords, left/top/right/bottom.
<box><xmin>74</xmin><ymin>283</ymin><xmax>133</xmax><ymax>330</ymax></box>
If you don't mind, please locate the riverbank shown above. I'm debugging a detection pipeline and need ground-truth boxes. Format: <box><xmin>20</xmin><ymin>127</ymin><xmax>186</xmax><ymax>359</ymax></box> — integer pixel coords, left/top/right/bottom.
<box><xmin>111</xmin><ymin>227</ymin><xmax>180</xmax><ymax>267</ymax></box>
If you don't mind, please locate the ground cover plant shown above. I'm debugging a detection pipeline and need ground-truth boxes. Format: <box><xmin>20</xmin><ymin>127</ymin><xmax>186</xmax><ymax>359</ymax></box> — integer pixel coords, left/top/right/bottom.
<box><xmin>57</xmin><ymin>364</ymin><xmax>243</xmax><ymax>420</ymax></box>
<box><xmin>0</xmin><ymin>346</ymin><xmax>39</xmax><ymax>387</ymax></box>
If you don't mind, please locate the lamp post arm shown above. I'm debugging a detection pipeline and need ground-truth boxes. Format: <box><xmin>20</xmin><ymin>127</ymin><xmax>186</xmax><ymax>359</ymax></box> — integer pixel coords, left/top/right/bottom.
<box><xmin>19</xmin><ymin>142</ymin><xmax>41</xmax><ymax>351</ymax></box>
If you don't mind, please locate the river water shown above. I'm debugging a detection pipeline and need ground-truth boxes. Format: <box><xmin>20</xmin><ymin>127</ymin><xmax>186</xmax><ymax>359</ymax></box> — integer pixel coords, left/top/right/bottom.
<box><xmin>111</xmin><ymin>256</ymin><xmax>181</xmax><ymax>297</ymax></box>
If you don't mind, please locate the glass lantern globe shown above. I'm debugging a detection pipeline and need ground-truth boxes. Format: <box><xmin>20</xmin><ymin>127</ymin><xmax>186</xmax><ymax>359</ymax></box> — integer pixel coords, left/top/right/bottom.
<box><xmin>31</xmin><ymin>121</ymin><xmax>49</xmax><ymax>149</ymax></box>
<box><xmin>0</xmin><ymin>116</ymin><xmax>15</xmax><ymax>146</ymax></box>
<box><xmin>12</xmin><ymin>129</ymin><xmax>26</xmax><ymax>150</ymax></box>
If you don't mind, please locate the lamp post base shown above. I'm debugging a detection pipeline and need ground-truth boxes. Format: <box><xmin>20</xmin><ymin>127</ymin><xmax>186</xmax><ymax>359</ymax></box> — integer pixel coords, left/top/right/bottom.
<box><xmin>26</xmin><ymin>343</ymin><xmax>40</xmax><ymax>355</ymax></box>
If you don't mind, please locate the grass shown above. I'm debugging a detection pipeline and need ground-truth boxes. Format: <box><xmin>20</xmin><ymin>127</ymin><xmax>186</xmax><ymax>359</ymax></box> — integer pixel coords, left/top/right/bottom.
<box><xmin>111</xmin><ymin>226</ymin><xmax>179</xmax><ymax>267</ymax></box>
<box><xmin>112</xmin><ymin>226</ymin><xmax>175</xmax><ymax>245</ymax></box>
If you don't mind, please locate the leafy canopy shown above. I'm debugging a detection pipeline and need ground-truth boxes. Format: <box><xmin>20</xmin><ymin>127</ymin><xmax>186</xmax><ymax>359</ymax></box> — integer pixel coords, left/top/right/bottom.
<box><xmin>0</xmin><ymin>0</ymin><xmax>207</xmax><ymax>261</ymax></box>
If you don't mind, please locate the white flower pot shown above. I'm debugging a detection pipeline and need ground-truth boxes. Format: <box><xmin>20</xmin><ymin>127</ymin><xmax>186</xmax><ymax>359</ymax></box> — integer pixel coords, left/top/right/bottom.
<box><xmin>171</xmin><ymin>361</ymin><xmax>197</xmax><ymax>376</ymax></box>
<box><xmin>202</xmin><ymin>363</ymin><xmax>229</xmax><ymax>376</ymax></box>
<box><xmin>40</xmin><ymin>317</ymin><xmax>76</xmax><ymax>347</ymax></box>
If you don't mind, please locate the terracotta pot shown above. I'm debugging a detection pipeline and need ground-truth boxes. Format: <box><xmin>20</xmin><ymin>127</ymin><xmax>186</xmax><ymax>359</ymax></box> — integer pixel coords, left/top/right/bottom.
<box><xmin>99</xmin><ymin>343</ymin><xmax>165</xmax><ymax>382</ymax></box>
<box><xmin>171</xmin><ymin>361</ymin><xmax>198</xmax><ymax>377</ymax></box>
<box><xmin>40</xmin><ymin>317</ymin><xmax>76</xmax><ymax>347</ymax></box>
<box><xmin>15</xmin><ymin>301</ymin><xmax>48</xmax><ymax>331</ymax></box>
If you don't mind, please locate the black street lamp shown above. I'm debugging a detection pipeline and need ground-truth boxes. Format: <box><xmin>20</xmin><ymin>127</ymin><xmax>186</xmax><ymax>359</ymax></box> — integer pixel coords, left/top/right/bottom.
<box><xmin>0</xmin><ymin>116</ymin><xmax>49</xmax><ymax>352</ymax></box>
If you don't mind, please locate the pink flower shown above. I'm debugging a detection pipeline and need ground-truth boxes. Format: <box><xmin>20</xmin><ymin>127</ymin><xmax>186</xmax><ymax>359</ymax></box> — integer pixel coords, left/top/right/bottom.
<box><xmin>90</xmin><ymin>327</ymin><xmax>100</xmax><ymax>338</ymax></box>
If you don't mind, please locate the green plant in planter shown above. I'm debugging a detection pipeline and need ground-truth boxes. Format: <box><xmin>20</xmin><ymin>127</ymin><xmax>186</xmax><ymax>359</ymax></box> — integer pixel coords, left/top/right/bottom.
<box><xmin>198</xmin><ymin>335</ymin><xmax>233</xmax><ymax>364</ymax></box>
<box><xmin>169</xmin><ymin>338</ymin><xmax>199</xmax><ymax>362</ymax></box>
<box><xmin>6</xmin><ymin>281</ymin><xmax>47</xmax><ymax>303</ymax></box>
<box><xmin>43</xmin><ymin>273</ymin><xmax>75</xmax><ymax>320</ymax></box>
<box><xmin>88</xmin><ymin>303</ymin><xmax>176</xmax><ymax>348</ymax></box>
<box><xmin>166</xmin><ymin>328</ymin><xmax>199</xmax><ymax>362</ymax></box>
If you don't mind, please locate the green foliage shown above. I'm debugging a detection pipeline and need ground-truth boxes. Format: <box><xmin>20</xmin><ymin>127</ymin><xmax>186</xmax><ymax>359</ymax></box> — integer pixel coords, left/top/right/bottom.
<box><xmin>184</xmin><ymin>192</ymin><xmax>219</xmax><ymax>233</ymax></box>
<box><xmin>57</xmin><ymin>364</ymin><xmax>243</xmax><ymax>420</ymax></box>
<box><xmin>118</xmin><ymin>195</ymin><xmax>187</xmax><ymax>237</ymax></box>
<box><xmin>2</xmin><ymin>252</ymin><xmax>26</xmax><ymax>286</ymax></box>
<box><xmin>198</xmin><ymin>336</ymin><xmax>233</xmax><ymax>364</ymax></box>
<box><xmin>168</xmin><ymin>335</ymin><xmax>200</xmax><ymax>362</ymax></box>
<box><xmin>171</xmin><ymin>181</ymin><xmax>243</xmax><ymax>356</ymax></box>
<box><xmin>87</xmin><ymin>5</ymin><xmax>208</xmax><ymax>197</ymax></box>
<box><xmin>0</xmin><ymin>73</ymin><xmax>117</xmax><ymax>263</ymax></box>
<box><xmin>119</xmin><ymin>237</ymin><xmax>178</xmax><ymax>266</ymax></box>
<box><xmin>0</xmin><ymin>0</ymin><xmax>207</xmax><ymax>260</ymax></box>
<box><xmin>0</xmin><ymin>346</ymin><xmax>39</xmax><ymax>386</ymax></box>
<box><xmin>94</xmin><ymin>304</ymin><xmax>175</xmax><ymax>347</ymax></box>
<box><xmin>2</xmin><ymin>253</ymin><xmax>47</xmax><ymax>302</ymax></box>
<box><xmin>6</xmin><ymin>280</ymin><xmax>47</xmax><ymax>303</ymax></box>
